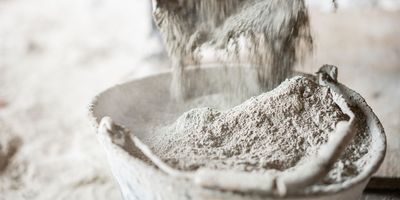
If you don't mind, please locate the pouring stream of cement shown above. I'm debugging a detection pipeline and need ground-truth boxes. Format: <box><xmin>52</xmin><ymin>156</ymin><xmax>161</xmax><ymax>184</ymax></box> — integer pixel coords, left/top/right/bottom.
<box><xmin>152</xmin><ymin>0</ymin><xmax>315</xmax><ymax>100</ymax></box>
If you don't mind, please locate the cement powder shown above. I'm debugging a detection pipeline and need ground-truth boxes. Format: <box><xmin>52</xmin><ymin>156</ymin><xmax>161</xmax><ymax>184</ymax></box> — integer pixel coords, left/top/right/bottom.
<box><xmin>153</xmin><ymin>0</ymin><xmax>313</xmax><ymax>99</ymax></box>
<box><xmin>151</xmin><ymin>76</ymin><xmax>370</xmax><ymax>184</ymax></box>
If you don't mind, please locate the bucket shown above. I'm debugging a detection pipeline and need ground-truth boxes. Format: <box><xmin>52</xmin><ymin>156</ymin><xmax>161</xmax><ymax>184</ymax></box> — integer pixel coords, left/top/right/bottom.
<box><xmin>89</xmin><ymin>66</ymin><xmax>386</xmax><ymax>200</ymax></box>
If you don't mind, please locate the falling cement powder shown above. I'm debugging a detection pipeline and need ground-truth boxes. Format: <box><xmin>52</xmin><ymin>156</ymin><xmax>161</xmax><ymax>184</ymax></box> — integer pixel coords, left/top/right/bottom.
<box><xmin>151</xmin><ymin>76</ymin><xmax>370</xmax><ymax>184</ymax></box>
<box><xmin>153</xmin><ymin>0</ymin><xmax>313</xmax><ymax>99</ymax></box>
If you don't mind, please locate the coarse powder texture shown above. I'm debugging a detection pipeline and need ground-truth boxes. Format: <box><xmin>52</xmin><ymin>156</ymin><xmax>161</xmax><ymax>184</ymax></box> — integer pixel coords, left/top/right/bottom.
<box><xmin>153</xmin><ymin>0</ymin><xmax>313</xmax><ymax>99</ymax></box>
<box><xmin>151</xmin><ymin>76</ymin><xmax>371</xmax><ymax>184</ymax></box>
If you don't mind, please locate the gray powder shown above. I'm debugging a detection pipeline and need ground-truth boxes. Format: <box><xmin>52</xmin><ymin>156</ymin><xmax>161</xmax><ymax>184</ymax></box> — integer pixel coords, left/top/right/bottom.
<box><xmin>153</xmin><ymin>0</ymin><xmax>313</xmax><ymax>100</ymax></box>
<box><xmin>151</xmin><ymin>0</ymin><xmax>367</xmax><ymax>185</ymax></box>
<box><xmin>151</xmin><ymin>76</ymin><xmax>370</xmax><ymax>184</ymax></box>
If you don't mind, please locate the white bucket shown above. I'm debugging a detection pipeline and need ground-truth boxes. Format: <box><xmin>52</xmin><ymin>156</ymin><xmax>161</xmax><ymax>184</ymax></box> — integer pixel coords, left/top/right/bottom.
<box><xmin>89</xmin><ymin>66</ymin><xmax>386</xmax><ymax>200</ymax></box>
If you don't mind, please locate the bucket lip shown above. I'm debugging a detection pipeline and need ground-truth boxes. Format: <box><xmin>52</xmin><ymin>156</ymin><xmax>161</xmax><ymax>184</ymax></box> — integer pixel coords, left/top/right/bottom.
<box><xmin>88</xmin><ymin>70</ymin><xmax>171</xmax><ymax>130</ymax></box>
<box><xmin>89</xmin><ymin>66</ymin><xmax>387</xmax><ymax>198</ymax></box>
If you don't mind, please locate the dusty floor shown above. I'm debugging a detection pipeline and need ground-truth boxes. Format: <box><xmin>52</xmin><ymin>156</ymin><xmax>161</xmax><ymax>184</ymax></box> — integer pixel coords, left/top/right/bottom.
<box><xmin>0</xmin><ymin>0</ymin><xmax>399</xmax><ymax>199</ymax></box>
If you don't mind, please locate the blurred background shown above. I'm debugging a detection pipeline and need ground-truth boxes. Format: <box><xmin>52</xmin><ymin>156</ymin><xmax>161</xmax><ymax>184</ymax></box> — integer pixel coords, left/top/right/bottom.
<box><xmin>0</xmin><ymin>0</ymin><xmax>399</xmax><ymax>199</ymax></box>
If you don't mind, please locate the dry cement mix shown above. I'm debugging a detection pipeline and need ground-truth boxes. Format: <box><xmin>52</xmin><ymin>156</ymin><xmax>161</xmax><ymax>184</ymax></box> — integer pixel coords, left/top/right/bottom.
<box><xmin>151</xmin><ymin>77</ymin><xmax>371</xmax><ymax>185</ymax></box>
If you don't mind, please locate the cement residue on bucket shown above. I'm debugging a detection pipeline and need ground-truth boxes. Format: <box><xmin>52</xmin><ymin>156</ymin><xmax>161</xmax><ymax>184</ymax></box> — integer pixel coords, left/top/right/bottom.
<box><xmin>150</xmin><ymin>76</ymin><xmax>371</xmax><ymax>184</ymax></box>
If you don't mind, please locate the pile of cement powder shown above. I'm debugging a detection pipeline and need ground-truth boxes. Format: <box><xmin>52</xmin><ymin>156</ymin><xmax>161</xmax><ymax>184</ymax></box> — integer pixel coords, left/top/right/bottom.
<box><xmin>151</xmin><ymin>76</ymin><xmax>370</xmax><ymax>184</ymax></box>
<box><xmin>153</xmin><ymin>0</ymin><xmax>313</xmax><ymax>99</ymax></box>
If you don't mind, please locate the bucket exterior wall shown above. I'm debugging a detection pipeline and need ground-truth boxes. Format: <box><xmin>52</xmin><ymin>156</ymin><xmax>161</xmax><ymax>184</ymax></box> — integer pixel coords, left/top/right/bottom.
<box><xmin>100</xmin><ymin>129</ymin><xmax>368</xmax><ymax>200</ymax></box>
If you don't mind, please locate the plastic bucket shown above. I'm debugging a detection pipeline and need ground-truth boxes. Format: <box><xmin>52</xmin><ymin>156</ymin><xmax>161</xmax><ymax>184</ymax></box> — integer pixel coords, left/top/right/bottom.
<box><xmin>89</xmin><ymin>66</ymin><xmax>386</xmax><ymax>200</ymax></box>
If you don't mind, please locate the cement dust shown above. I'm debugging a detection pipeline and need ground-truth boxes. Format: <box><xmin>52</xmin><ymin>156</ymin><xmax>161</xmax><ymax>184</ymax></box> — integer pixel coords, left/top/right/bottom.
<box><xmin>153</xmin><ymin>0</ymin><xmax>313</xmax><ymax>100</ymax></box>
<box><xmin>151</xmin><ymin>77</ymin><xmax>371</xmax><ymax>185</ymax></box>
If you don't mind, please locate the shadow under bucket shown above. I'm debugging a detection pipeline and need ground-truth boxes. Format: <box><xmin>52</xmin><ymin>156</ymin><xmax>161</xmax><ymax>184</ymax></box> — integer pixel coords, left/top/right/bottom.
<box><xmin>89</xmin><ymin>66</ymin><xmax>386</xmax><ymax>200</ymax></box>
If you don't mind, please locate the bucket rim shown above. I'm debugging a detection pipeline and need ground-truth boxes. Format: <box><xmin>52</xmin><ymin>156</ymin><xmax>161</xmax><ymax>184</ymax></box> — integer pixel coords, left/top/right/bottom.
<box><xmin>89</xmin><ymin>65</ymin><xmax>386</xmax><ymax>198</ymax></box>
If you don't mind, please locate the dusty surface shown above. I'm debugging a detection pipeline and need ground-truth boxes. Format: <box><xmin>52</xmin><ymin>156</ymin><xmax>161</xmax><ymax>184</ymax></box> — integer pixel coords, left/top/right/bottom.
<box><xmin>0</xmin><ymin>1</ymin><xmax>163</xmax><ymax>199</ymax></box>
<box><xmin>0</xmin><ymin>0</ymin><xmax>399</xmax><ymax>200</ymax></box>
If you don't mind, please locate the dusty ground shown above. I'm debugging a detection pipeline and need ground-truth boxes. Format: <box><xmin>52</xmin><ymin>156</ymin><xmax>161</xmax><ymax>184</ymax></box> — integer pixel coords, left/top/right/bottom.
<box><xmin>0</xmin><ymin>1</ymin><xmax>158</xmax><ymax>199</ymax></box>
<box><xmin>0</xmin><ymin>0</ymin><xmax>399</xmax><ymax>199</ymax></box>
